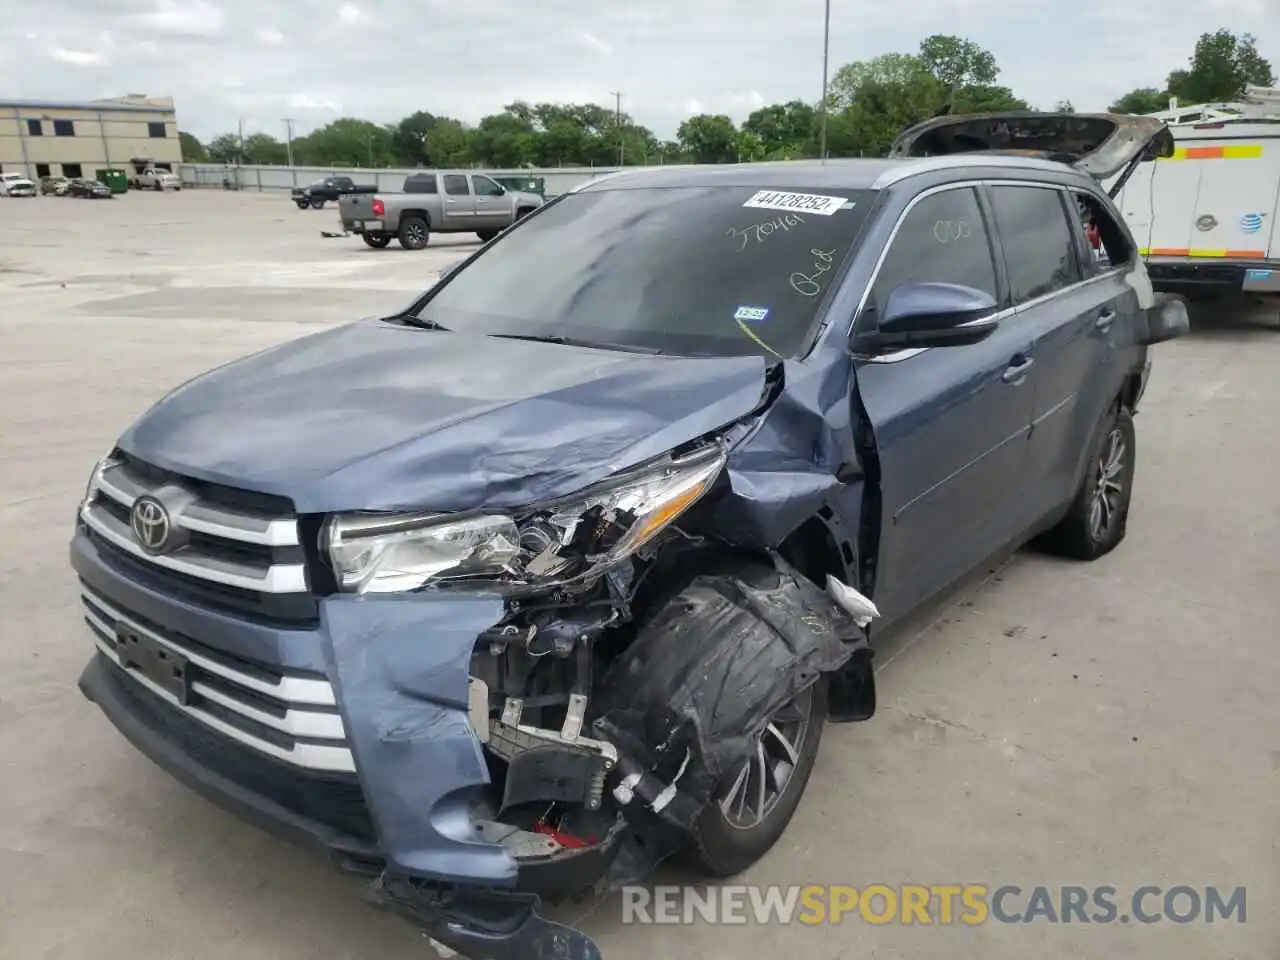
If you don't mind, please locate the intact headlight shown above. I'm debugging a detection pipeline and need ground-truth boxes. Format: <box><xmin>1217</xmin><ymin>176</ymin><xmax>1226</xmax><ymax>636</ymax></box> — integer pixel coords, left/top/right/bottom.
<box><xmin>324</xmin><ymin>443</ymin><xmax>727</xmax><ymax>595</ymax></box>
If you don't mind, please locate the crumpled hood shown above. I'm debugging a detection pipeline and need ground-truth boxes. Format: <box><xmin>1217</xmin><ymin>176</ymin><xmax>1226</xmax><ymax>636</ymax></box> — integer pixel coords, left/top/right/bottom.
<box><xmin>117</xmin><ymin>320</ymin><xmax>768</xmax><ymax>513</ymax></box>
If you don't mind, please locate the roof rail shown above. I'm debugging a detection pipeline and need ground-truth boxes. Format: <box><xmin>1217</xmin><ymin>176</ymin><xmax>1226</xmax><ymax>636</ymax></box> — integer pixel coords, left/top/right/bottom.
<box><xmin>1143</xmin><ymin>85</ymin><xmax>1280</xmax><ymax>124</ymax></box>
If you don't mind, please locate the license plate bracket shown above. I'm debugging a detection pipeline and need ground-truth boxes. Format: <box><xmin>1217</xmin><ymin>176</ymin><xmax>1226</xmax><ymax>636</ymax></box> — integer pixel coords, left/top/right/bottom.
<box><xmin>116</xmin><ymin>627</ymin><xmax>193</xmax><ymax>704</ymax></box>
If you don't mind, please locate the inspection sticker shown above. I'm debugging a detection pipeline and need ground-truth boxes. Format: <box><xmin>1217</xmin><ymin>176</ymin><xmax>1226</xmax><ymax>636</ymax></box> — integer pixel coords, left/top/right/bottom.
<box><xmin>743</xmin><ymin>190</ymin><xmax>850</xmax><ymax>216</ymax></box>
<box><xmin>734</xmin><ymin>306</ymin><xmax>770</xmax><ymax>323</ymax></box>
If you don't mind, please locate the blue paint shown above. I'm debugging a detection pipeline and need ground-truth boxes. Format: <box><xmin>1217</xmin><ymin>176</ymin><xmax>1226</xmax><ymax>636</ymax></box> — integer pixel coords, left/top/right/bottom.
<box><xmin>1240</xmin><ymin>213</ymin><xmax>1264</xmax><ymax>234</ymax></box>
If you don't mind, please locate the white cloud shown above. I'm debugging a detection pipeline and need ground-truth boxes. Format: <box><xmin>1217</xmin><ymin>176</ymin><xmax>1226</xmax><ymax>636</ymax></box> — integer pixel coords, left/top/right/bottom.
<box><xmin>572</xmin><ymin>30</ymin><xmax>614</xmax><ymax>55</ymax></box>
<box><xmin>128</xmin><ymin>0</ymin><xmax>225</xmax><ymax>38</ymax></box>
<box><xmin>1</xmin><ymin>0</ymin><xmax>1276</xmax><ymax>141</ymax></box>
<box><xmin>51</xmin><ymin>48</ymin><xmax>107</xmax><ymax>66</ymax></box>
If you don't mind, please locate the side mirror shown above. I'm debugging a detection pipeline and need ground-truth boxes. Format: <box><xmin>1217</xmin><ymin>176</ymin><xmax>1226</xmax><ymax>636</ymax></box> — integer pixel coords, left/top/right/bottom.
<box><xmin>853</xmin><ymin>282</ymin><xmax>1000</xmax><ymax>353</ymax></box>
<box><xmin>1137</xmin><ymin>293</ymin><xmax>1189</xmax><ymax>346</ymax></box>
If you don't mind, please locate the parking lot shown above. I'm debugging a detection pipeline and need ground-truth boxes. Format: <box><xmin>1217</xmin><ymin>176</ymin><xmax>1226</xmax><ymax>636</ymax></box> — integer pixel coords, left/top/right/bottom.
<box><xmin>1</xmin><ymin>189</ymin><xmax>1276</xmax><ymax>959</ymax></box>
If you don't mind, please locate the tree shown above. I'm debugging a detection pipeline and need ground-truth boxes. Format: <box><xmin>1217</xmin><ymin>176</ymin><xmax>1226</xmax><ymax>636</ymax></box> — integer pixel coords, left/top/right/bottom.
<box><xmin>1052</xmin><ymin>100</ymin><xmax>1075</xmax><ymax>113</ymax></box>
<box><xmin>423</xmin><ymin>118</ymin><xmax>472</xmax><ymax>167</ymax></box>
<box><xmin>178</xmin><ymin>131</ymin><xmax>206</xmax><ymax>162</ymax></box>
<box><xmin>918</xmin><ymin>34</ymin><xmax>997</xmax><ymax>101</ymax></box>
<box><xmin>242</xmin><ymin>132</ymin><xmax>288</xmax><ymax>165</ymax></box>
<box><xmin>293</xmin><ymin>119</ymin><xmax>394</xmax><ymax>167</ymax></box>
<box><xmin>677</xmin><ymin>114</ymin><xmax>739</xmax><ymax>163</ymax></box>
<box><xmin>743</xmin><ymin>100</ymin><xmax>819</xmax><ymax>158</ymax></box>
<box><xmin>1109</xmin><ymin>87</ymin><xmax>1170</xmax><ymax>115</ymax></box>
<box><xmin>826</xmin><ymin>54</ymin><xmax>942</xmax><ymax>157</ymax></box>
<box><xmin>1166</xmin><ymin>29</ymin><xmax>1275</xmax><ymax>104</ymax></box>
<box><xmin>391</xmin><ymin>110</ymin><xmax>439</xmax><ymax>166</ymax></box>
<box><xmin>206</xmin><ymin>132</ymin><xmax>242</xmax><ymax>163</ymax></box>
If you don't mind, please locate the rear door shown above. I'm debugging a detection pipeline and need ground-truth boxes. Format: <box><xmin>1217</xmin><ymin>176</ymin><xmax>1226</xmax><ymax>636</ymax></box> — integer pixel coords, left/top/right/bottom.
<box><xmin>441</xmin><ymin>174</ymin><xmax>475</xmax><ymax>229</ymax></box>
<box><xmin>853</xmin><ymin>184</ymin><xmax>1036</xmax><ymax>623</ymax></box>
<box><xmin>471</xmin><ymin>174</ymin><xmax>513</xmax><ymax>230</ymax></box>
<box><xmin>984</xmin><ymin>182</ymin><xmax>1124</xmax><ymax>518</ymax></box>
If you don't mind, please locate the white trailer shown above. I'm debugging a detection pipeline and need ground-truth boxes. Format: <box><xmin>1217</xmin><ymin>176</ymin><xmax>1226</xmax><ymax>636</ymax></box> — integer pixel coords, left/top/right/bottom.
<box><xmin>1114</xmin><ymin>85</ymin><xmax>1280</xmax><ymax>304</ymax></box>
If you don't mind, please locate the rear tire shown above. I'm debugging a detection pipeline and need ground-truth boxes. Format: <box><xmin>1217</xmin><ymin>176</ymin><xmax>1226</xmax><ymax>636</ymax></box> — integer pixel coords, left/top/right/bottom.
<box><xmin>295</xmin><ymin>199</ymin><xmax>309</xmax><ymax>209</ymax></box>
<box><xmin>397</xmin><ymin>216</ymin><xmax>430</xmax><ymax>250</ymax></box>
<box><xmin>685</xmin><ymin>679</ymin><xmax>827</xmax><ymax>877</ymax></box>
<box><xmin>309</xmin><ymin>197</ymin><xmax>325</xmax><ymax>210</ymax></box>
<box><xmin>1038</xmin><ymin>405</ymin><xmax>1136</xmax><ymax>561</ymax></box>
<box><xmin>361</xmin><ymin>232</ymin><xmax>392</xmax><ymax>249</ymax></box>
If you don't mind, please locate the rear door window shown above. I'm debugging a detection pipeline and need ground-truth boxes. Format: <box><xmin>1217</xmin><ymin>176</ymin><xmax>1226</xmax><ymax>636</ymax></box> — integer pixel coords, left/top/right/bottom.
<box><xmin>870</xmin><ymin>187</ymin><xmax>998</xmax><ymax>316</ymax></box>
<box><xmin>988</xmin><ymin>185</ymin><xmax>1081</xmax><ymax>303</ymax></box>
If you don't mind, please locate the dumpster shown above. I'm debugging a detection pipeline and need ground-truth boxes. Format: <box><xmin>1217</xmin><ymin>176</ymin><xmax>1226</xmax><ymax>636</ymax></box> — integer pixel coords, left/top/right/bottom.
<box><xmin>96</xmin><ymin>168</ymin><xmax>129</xmax><ymax>194</ymax></box>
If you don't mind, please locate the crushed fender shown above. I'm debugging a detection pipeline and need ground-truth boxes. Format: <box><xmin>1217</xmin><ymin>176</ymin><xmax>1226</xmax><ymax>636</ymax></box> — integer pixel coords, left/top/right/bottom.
<box><xmin>592</xmin><ymin>554</ymin><xmax>873</xmax><ymax>881</ymax></box>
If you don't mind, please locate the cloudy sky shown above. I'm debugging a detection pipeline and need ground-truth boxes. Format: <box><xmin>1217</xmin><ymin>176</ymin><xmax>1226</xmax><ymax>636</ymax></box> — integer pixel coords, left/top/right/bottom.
<box><xmin>1</xmin><ymin>0</ymin><xmax>1276</xmax><ymax>142</ymax></box>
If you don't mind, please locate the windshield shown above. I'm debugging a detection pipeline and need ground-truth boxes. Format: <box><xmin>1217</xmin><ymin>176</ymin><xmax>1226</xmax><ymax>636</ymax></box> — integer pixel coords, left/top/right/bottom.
<box><xmin>415</xmin><ymin>185</ymin><xmax>878</xmax><ymax>358</ymax></box>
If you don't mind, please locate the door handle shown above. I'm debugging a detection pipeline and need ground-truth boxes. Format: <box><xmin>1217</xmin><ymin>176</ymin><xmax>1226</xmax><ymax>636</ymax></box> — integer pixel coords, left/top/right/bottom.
<box><xmin>1002</xmin><ymin>355</ymin><xmax>1035</xmax><ymax>384</ymax></box>
<box><xmin>1095</xmin><ymin>309</ymin><xmax>1116</xmax><ymax>332</ymax></box>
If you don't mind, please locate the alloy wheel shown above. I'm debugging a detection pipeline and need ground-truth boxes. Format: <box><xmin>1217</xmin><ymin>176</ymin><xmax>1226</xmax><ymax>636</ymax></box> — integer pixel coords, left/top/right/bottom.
<box><xmin>1088</xmin><ymin>428</ymin><xmax>1126</xmax><ymax>542</ymax></box>
<box><xmin>717</xmin><ymin>687</ymin><xmax>814</xmax><ymax>830</ymax></box>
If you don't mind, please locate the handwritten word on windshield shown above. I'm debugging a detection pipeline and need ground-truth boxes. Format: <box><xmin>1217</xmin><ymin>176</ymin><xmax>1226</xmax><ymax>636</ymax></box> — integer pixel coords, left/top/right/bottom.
<box><xmin>727</xmin><ymin>214</ymin><xmax>806</xmax><ymax>251</ymax></box>
<box><xmin>790</xmin><ymin>248</ymin><xmax>838</xmax><ymax>297</ymax></box>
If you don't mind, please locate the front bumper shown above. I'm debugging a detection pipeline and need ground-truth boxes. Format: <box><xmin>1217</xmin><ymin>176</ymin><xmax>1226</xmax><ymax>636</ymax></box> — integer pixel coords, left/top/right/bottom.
<box><xmin>72</xmin><ymin>526</ymin><xmax>611</xmax><ymax>956</ymax></box>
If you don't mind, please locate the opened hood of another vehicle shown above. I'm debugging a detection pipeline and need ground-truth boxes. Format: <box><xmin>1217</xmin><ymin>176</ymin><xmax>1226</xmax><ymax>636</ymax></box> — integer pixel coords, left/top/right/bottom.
<box><xmin>888</xmin><ymin>112</ymin><xmax>1175</xmax><ymax>181</ymax></box>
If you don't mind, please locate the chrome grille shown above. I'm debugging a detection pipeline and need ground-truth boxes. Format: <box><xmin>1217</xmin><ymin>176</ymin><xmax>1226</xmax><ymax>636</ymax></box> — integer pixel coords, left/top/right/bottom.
<box><xmin>80</xmin><ymin>457</ymin><xmax>308</xmax><ymax>595</ymax></box>
<box><xmin>80</xmin><ymin>585</ymin><xmax>355</xmax><ymax>773</ymax></box>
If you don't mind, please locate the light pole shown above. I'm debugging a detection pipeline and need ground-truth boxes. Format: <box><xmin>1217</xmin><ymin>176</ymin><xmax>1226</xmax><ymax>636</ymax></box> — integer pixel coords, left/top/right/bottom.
<box><xmin>282</xmin><ymin>118</ymin><xmax>295</xmax><ymax>166</ymax></box>
<box><xmin>818</xmin><ymin>0</ymin><xmax>831</xmax><ymax>161</ymax></box>
<box><xmin>610</xmin><ymin>91</ymin><xmax>624</xmax><ymax>167</ymax></box>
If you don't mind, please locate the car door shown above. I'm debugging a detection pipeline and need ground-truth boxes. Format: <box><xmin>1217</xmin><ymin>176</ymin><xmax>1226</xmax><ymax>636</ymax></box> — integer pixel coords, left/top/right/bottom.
<box><xmin>983</xmin><ymin>182</ymin><xmax>1108</xmax><ymax>520</ymax></box>
<box><xmin>441</xmin><ymin>174</ymin><xmax>475</xmax><ymax>229</ymax></box>
<box><xmin>852</xmin><ymin>184</ymin><xmax>1037</xmax><ymax>624</ymax></box>
<box><xmin>471</xmin><ymin>175</ymin><xmax>511</xmax><ymax>230</ymax></box>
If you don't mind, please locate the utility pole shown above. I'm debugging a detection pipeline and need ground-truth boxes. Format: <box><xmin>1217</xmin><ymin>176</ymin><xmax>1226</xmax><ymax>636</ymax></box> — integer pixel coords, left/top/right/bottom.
<box><xmin>819</xmin><ymin>0</ymin><xmax>831</xmax><ymax>162</ymax></box>
<box><xmin>610</xmin><ymin>91</ymin><xmax>624</xmax><ymax>167</ymax></box>
<box><xmin>282</xmin><ymin>118</ymin><xmax>295</xmax><ymax>166</ymax></box>
<box><xmin>237</xmin><ymin>117</ymin><xmax>245</xmax><ymax>164</ymax></box>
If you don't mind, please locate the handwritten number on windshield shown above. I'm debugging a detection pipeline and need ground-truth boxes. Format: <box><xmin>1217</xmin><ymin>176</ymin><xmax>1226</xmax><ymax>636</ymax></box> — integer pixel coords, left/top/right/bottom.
<box><xmin>727</xmin><ymin>213</ymin><xmax>806</xmax><ymax>251</ymax></box>
<box><xmin>789</xmin><ymin>248</ymin><xmax>838</xmax><ymax>297</ymax></box>
<box><xmin>933</xmin><ymin>219</ymin><xmax>972</xmax><ymax>244</ymax></box>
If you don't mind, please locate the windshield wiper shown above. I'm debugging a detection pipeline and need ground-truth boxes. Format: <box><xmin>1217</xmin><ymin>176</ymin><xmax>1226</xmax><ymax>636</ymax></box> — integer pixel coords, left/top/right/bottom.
<box><xmin>383</xmin><ymin>313</ymin><xmax>449</xmax><ymax>331</ymax></box>
<box><xmin>487</xmin><ymin>333</ymin><xmax>662</xmax><ymax>354</ymax></box>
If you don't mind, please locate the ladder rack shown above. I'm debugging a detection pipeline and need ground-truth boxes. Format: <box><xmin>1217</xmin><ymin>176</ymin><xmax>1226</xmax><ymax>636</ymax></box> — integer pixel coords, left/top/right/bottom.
<box><xmin>1144</xmin><ymin>85</ymin><xmax>1280</xmax><ymax>125</ymax></box>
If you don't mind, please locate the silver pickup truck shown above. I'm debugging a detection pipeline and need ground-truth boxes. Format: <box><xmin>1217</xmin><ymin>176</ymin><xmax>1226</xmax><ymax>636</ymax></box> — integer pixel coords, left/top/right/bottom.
<box><xmin>338</xmin><ymin>171</ymin><xmax>545</xmax><ymax>249</ymax></box>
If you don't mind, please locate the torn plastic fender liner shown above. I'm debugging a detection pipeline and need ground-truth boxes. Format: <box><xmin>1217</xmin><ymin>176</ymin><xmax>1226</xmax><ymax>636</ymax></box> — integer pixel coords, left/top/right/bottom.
<box><xmin>592</xmin><ymin>554</ymin><xmax>871</xmax><ymax>843</ymax></box>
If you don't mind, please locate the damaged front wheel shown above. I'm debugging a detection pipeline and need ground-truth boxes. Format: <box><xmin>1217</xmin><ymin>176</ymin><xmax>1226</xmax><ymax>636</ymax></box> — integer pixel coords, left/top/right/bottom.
<box><xmin>687</xmin><ymin>680</ymin><xmax>827</xmax><ymax>877</ymax></box>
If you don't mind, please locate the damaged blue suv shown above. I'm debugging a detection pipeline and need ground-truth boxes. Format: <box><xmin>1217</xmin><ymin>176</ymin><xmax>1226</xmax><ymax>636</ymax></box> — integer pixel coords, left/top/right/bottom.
<box><xmin>73</xmin><ymin>113</ymin><xmax>1188</xmax><ymax>959</ymax></box>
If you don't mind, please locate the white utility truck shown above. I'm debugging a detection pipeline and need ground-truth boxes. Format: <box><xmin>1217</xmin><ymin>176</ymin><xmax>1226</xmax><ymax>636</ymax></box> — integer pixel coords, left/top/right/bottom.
<box><xmin>1113</xmin><ymin>85</ymin><xmax>1280</xmax><ymax>307</ymax></box>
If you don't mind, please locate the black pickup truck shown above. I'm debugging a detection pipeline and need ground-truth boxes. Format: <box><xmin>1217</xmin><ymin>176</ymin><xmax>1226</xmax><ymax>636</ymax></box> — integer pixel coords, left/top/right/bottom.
<box><xmin>291</xmin><ymin>175</ymin><xmax>377</xmax><ymax>210</ymax></box>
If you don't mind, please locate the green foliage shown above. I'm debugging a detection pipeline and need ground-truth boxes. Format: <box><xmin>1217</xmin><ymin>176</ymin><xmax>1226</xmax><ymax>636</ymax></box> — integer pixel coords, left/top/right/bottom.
<box><xmin>178</xmin><ymin>130</ymin><xmax>206</xmax><ymax>162</ymax></box>
<box><xmin>193</xmin><ymin>29</ymin><xmax>1275</xmax><ymax>169</ymax></box>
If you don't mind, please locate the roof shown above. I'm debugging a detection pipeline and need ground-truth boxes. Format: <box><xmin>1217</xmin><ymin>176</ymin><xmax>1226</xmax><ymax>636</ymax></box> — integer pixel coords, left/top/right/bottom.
<box><xmin>0</xmin><ymin>98</ymin><xmax>175</xmax><ymax>115</ymax></box>
<box><xmin>574</xmin><ymin>153</ymin><xmax>1091</xmax><ymax>193</ymax></box>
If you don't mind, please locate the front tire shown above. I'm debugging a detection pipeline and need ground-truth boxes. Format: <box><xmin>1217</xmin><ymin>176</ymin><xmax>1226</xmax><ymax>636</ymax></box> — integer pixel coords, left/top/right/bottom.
<box><xmin>1039</xmin><ymin>405</ymin><xmax>1136</xmax><ymax>560</ymax></box>
<box><xmin>361</xmin><ymin>232</ymin><xmax>392</xmax><ymax>249</ymax></box>
<box><xmin>476</xmin><ymin>229</ymin><xmax>500</xmax><ymax>243</ymax></box>
<box><xmin>397</xmin><ymin>216</ymin><xmax>430</xmax><ymax>250</ymax></box>
<box><xmin>685</xmin><ymin>679</ymin><xmax>827</xmax><ymax>877</ymax></box>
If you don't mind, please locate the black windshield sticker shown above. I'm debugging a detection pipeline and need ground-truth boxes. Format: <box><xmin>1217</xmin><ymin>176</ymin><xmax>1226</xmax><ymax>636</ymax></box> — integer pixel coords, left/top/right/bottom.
<box><xmin>744</xmin><ymin>190</ymin><xmax>850</xmax><ymax>216</ymax></box>
<box><xmin>789</xmin><ymin>248</ymin><xmax>838</xmax><ymax>297</ymax></box>
<box><xmin>933</xmin><ymin>220</ymin><xmax>973</xmax><ymax>244</ymax></box>
<box><xmin>727</xmin><ymin>213</ymin><xmax>807</xmax><ymax>251</ymax></box>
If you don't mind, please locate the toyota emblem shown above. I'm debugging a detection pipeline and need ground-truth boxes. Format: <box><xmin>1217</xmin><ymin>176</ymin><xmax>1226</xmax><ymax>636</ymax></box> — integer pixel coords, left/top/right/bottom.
<box><xmin>131</xmin><ymin>496</ymin><xmax>172</xmax><ymax>553</ymax></box>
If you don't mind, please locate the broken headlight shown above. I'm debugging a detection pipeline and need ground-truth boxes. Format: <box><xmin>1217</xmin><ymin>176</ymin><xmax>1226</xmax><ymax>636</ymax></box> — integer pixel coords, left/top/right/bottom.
<box><xmin>324</xmin><ymin>443</ymin><xmax>727</xmax><ymax>595</ymax></box>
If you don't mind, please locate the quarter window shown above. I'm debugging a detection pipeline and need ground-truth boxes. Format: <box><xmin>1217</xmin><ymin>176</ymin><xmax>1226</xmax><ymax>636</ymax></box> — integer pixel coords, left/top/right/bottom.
<box><xmin>989</xmin><ymin>185</ymin><xmax>1080</xmax><ymax>303</ymax></box>
<box><xmin>443</xmin><ymin>174</ymin><xmax>470</xmax><ymax>196</ymax></box>
<box><xmin>871</xmin><ymin>187</ymin><xmax>997</xmax><ymax>317</ymax></box>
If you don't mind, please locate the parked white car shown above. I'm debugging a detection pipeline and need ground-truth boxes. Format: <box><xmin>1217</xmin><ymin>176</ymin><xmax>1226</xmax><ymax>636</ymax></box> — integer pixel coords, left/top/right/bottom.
<box><xmin>134</xmin><ymin>167</ymin><xmax>182</xmax><ymax>191</ymax></box>
<box><xmin>0</xmin><ymin>172</ymin><xmax>37</xmax><ymax>197</ymax></box>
